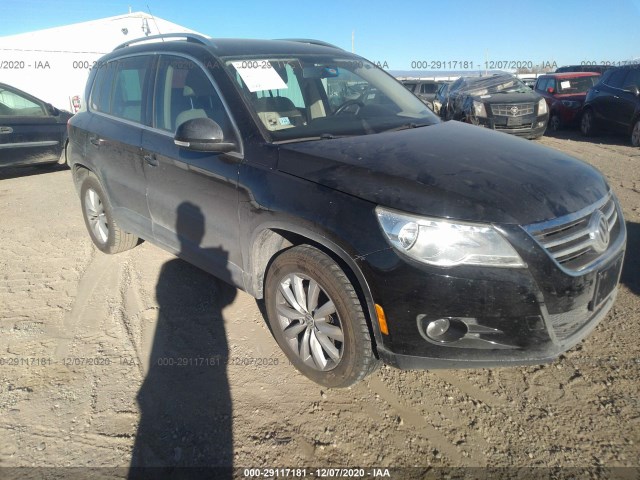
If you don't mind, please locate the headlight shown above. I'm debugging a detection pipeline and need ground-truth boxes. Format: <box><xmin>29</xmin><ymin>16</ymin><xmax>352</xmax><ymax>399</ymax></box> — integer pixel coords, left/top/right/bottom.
<box><xmin>472</xmin><ymin>100</ymin><xmax>487</xmax><ymax>117</ymax></box>
<box><xmin>376</xmin><ymin>207</ymin><xmax>525</xmax><ymax>268</ymax></box>
<box><xmin>538</xmin><ymin>98</ymin><xmax>548</xmax><ymax>115</ymax></box>
<box><xmin>561</xmin><ymin>100</ymin><xmax>581</xmax><ymax>109</ymax></box>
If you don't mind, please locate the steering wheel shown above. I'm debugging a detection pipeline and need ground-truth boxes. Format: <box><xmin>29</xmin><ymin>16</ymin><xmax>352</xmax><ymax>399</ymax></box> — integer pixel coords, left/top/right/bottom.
<box><xmin>333</xmin><ymin>100</ymin><xmax>364</xmax><ymax>115</ymax></box>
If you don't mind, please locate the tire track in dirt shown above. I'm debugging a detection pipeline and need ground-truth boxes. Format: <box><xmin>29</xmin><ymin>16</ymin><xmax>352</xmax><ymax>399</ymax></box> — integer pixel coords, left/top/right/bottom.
<box><xmin>367</xmin><ymin>376</ymin><xmax>470</xmax><ymax>465</ymax></box>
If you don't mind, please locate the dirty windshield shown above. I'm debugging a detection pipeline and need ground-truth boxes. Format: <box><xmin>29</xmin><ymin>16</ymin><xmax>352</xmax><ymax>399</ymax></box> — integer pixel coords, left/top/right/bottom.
<box><xmin>224</xmin><ymin>55</ymin><xmax>439</xmax><ymax>141</ymax></box>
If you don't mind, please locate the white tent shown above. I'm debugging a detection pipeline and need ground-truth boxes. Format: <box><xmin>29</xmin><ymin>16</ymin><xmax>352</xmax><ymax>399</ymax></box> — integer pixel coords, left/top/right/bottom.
<box><xmin>0</xmin><ymin>12</ymin><xmax>201</xmax><ymax>110</ymax></box>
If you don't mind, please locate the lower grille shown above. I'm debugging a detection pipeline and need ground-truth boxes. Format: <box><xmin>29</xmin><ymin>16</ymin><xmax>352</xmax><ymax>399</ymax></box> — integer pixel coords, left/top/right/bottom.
<box><xmin>548</xmin><ymin>304</ymin><xmax>591</xmax><ymax>340</ymax></box>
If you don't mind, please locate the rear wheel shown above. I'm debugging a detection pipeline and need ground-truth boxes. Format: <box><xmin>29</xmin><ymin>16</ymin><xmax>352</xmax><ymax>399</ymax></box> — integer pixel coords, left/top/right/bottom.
<box><xmin>631</xmin><ymin>119</ymin><xmax>640</xmax><ymax>147</ymax></box>
<box><xmin>80</xmin><ymin>175</ymin><xmax>139</xmax><ymax>254</ymax></box>
<box><xmin>264</xmin><ymin>245</ymin><xmax>378</xmax><ymax>388</ymax></box>
<box><xmin>580</xmin><ymin>109</ymin><xmax>597</xmax><ymax>136</ymax></box>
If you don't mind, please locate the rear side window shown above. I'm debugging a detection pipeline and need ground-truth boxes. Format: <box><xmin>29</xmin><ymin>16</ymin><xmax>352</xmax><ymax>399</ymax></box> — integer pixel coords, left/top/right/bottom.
<box><xmin>91</xmin><ymin>61</ymin><xmax>117</xmax><ymax>113</ymax></box>
<box><xmin>111</xmin><ymin>56</ymin><xmax>152</xmax><ymax>123</ymax></box>
<box><xmin>606</xmin><ymin>69</ymin><xmax>627</xmax><ymax>89</ymax></box>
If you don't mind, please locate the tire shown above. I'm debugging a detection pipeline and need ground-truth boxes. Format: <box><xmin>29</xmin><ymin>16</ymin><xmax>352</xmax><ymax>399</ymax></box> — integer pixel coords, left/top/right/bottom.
<box><xmin>549</xmin><ymin>114</ymin><xmax>561</xmax><ymax>132</ymax></box>
<box><xmin>580</xmin><ymin>108</ymin><xmax>597</xmax><ymax>137</ymax></box>
<box><xmin>80</xmin><ymin>175</ymin><xmax>139</xmax><ymax>254</ymax></box>
<box><xmin>264</xmin><ymin>245</ymin><xmax>378</xmax><ymax>388</ymax></box>
<box><xmin>631</xmin><ymin>119</ymin><xmax>640</xmax><ymax>147</ymax></box>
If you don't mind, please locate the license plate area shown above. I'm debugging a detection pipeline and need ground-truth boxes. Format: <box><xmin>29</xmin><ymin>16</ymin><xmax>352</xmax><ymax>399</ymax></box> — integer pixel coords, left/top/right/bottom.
<box><xmin>507</xmin><ymin>116</ymin><xmax>523</xmax><ymax>126</ymax></box>
<box><xmin>591</xmin><ymin>254</ymin><xmax>624</xmax><ymax>309</ymax></box>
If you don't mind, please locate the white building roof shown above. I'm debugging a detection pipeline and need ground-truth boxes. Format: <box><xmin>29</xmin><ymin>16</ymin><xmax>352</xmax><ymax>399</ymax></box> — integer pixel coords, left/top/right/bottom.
<box><xmin>0</xmin><ymin>12</ymin><xmax>202</xmax><ymax>109</ymax></box>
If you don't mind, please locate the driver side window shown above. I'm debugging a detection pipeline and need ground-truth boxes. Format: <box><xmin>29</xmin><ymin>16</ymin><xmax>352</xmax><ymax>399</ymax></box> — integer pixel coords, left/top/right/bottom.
<box><xmin>153</xmin><ymin>55</ymin><xmax>233</xmax><ymax>140</ymax></box>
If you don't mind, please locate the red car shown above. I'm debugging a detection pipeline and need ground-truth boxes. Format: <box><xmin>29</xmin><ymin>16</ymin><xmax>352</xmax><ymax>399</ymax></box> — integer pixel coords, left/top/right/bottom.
<box><xmin>534</xmin><ymin>72</ymin><xmax>600</xmax><ymax>131</ymax></box>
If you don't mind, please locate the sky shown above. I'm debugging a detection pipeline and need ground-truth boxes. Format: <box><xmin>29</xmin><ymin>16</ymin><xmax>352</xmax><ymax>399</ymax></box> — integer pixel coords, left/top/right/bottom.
<box><xmin>1</xmin><ymin>0</ymin><xmax>639</xmax><ymax>71</ymax></box>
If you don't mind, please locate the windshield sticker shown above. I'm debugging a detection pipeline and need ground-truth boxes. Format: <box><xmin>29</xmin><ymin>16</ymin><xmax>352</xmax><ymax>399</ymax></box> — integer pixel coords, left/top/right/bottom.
<box><xmin>232</xmin><ymin>61</ymin><xmax>288</xmax><ymax>92</ymax></box>
<box><xmin>560</xmin><ymin>81</ymin><xmax>571</xmax><ymax>89</ymax></box>
<box><xmin>278</xmin><ymin>117</ymin><xmax>291</xmax><ymax>126</ymax></box>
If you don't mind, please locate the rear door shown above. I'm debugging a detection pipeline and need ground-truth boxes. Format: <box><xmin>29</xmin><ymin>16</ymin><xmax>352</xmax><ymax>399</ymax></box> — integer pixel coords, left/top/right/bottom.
<box><xmin>86</xmin><ymin>55</ymin><xmax>154</xmax><ymax>238</ymax></box>
<box><xmin>0</xmin><ymin>85</ymin><xmax>65</xmax><ymax>167</ymax></box>
<box><xmin>141</xmin><ymin>54</ymin><xmax>243</xmax><ymax>283</ymax></box>
<box><xmin>614</xmin><ymin>69</ymin><xmax>640</xmax><ymax>129</ymax></box>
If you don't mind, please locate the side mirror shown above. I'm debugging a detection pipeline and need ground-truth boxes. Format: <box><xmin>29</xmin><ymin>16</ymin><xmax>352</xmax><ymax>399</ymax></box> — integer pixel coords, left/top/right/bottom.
<box><xmin>547</xmin><ymin>87</ymin><xmax>555</xmax><ymax>94</ymax></box>
<box><xmin>174</xmin><ymin>117</ymin><xmax>236</xmax><ymax>153</ymax></box>
<box><xmin>45</xmin><ymin>103</ymin><xmax>60</xmax><ymax>116</ymax></box>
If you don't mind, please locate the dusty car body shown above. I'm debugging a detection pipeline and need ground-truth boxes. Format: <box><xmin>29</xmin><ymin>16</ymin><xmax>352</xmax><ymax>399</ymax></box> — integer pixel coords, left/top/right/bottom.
<box><xmin>0</xmin><ymin>82</ymin><xmax>72</xmax><ymax>168</ymax></box>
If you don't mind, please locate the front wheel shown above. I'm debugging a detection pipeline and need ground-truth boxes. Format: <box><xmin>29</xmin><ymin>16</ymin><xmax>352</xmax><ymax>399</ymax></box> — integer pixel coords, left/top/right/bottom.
<box><xmin>580</xmin><ymin>109</ymin><xmax>597</xmax><ymax>137</ymax></box>
<box><xmin>549</xmin><ymin>114</ymin><xmax>561</xmax><ymax>132</ymax></box>
<box><xmin>631</xmin><ymin>119</ymin><xmax>640</xmax><ymax>147</ymax></box>
<box><xmin>80</xmin><ymin>175</ymin><xmax>139</xmax><ymax>254</ymax></box>
<box><xmin>264</xmin><ymin>245</ymin><xmax>378</xmax><ymax>388</ymax></box>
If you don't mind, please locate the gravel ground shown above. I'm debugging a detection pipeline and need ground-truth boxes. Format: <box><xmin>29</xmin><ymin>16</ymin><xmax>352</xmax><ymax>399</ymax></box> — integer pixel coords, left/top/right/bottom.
<box><xmin>0</xmin><ymin>129</ymin><xmax>638</xmax><ymax>479</ymax></box>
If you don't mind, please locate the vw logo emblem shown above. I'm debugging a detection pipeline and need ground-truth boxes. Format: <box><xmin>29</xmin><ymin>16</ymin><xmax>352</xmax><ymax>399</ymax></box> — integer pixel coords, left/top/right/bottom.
<box><xmin>510</xmin><ymin>106</ymin><xmax>519</xmax><ymax>116</ymax></box>
<box><xmin>589</xmin><ymin>210</ymin><xmax>610</xmax><ymax>253</ymax></box>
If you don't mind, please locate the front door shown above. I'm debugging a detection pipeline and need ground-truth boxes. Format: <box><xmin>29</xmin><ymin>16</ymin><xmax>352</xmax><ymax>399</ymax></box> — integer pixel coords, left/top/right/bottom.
<box><xmin>142</xmin><ymin>55</ymin><xmax>243</xmax><ymax>284</ymax></box>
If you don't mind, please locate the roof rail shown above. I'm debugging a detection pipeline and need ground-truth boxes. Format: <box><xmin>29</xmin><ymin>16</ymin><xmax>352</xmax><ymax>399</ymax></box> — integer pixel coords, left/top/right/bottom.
<box><xmin>276</xmin><ymin>38</ymin><xmax>343</xmax><ymax>50</ymax></box>
<box><xmin>114</xmin><ymin>33</ymin><xmax>211</xmax><ymax>51</ymax></box>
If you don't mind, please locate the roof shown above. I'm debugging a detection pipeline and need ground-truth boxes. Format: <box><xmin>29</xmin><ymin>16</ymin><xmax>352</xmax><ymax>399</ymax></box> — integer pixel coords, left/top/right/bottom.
<box><xmin>539</xmin><ymin>72</ymin><xmax>601</xmax><ymax>79</ymax></box>
<box><xmin>111</xmin><ymin>36</ymin><xmax>351</xmax><ymax>58</ymax></box>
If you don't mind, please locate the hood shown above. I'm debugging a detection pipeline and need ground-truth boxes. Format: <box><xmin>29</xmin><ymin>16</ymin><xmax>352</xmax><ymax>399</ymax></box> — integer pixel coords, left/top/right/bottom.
<box><xmin>474</xmin><ymin>91</ymin><xmax>541</xmax><ymax>104</ymax></box>
<box><xmin>277</xmin><ymin>121</ymin><xmax>609</xmax><ymax>225</ymax></box>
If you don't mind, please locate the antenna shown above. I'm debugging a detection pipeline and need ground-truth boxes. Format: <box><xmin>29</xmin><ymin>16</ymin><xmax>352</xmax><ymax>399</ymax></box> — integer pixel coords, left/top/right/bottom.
<box><xmin>146</xmin><ymin>5</ymin><xmax>163</xmax><ymax>40</ymax></box>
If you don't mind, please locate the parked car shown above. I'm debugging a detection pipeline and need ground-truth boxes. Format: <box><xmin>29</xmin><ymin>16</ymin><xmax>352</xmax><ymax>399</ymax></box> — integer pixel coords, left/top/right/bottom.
<box><xmin>431</xmin><ymin>81</ymin><xmax>452</xmax><ymax>115</ymax></box>
<box><xmin>401</xmin><ymin>79</ymin><xmax>448</xmax><ymax>108</ymax></box>
<box><xmin>581</xmin><ymin>65</ymin><xmax>640</xmax><ymax>146</ymax></box>
<box><xmin>440</xmin><ymin>74</ymin><xmax>549</xmax><ymax>139</ymax></box>
<box><xmin>535</xmin><ymin>72</ymin><xmax>600</xmax><ymax>131</ymax></box>
<box><xmin>555</xmin><ymin>65</ymin><xmax>612</xmax><ymax>74</ymax></box>
<box><xmin>68</xmin><ymin>34</ymin><xmax>626</xmax><ymax>387</ymax></box>
<box><xmin>0</xmin><ymin>83</ymin><xmax>72</xmax><ymax>168</ymax></box>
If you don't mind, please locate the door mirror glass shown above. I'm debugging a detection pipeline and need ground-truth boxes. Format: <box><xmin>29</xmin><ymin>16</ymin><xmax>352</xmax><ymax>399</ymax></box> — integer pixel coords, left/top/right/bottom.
<box><xmin>174</xmin><ymin>117</ymin><xmax>236</xmax><ymax>153</ymax></box>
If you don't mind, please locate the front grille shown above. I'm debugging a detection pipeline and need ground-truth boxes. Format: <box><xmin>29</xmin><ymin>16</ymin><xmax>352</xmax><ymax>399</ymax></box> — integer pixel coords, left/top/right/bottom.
<box><xmin>491</xmin><ymin>103</ymin><xmax>535</xmax><ymax>116</ymax></box>
<box><xmin>525</xmin><ymin>194</ymin><xmax>619</xmax><ymax>272</ymax></box>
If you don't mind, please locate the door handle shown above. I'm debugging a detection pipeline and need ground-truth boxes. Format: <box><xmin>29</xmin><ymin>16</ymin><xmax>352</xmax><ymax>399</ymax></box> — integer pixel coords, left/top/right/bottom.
<box><xmin>144</xmin><ymin>154</ymin><xmax>159</xmax><ymax>167</ymax></box>
<box><xmin>0</xmin><ymin>126</ymin><xmax>13</xmax><ymax>134</ymax></box>
<box><xmin>89</xmin><ymin>136</ymin><xmax>104</xmax><ymax>146</ymax></box>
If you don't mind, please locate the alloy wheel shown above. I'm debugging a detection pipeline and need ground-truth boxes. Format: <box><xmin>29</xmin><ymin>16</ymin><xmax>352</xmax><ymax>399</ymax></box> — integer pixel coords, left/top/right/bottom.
<box><xmin>84</xmin><ymin>188</ymin><xmax>109</xmax><ymax>244</ymax></box>
<box><xmin>275</xmin><ymin>273</ymin><xmax>344</xmax><ymax>371</ymax></box>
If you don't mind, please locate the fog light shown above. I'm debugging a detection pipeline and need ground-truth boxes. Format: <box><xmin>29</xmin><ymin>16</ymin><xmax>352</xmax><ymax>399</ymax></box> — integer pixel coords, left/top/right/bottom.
<box><xmin>426</xmin><ymin>318</ymin><xmax>450</xmax><ymax>339</ymax></box>
<box><xmin>537</xmin><ymin>121</ymin><xmax>545</xmax><ymax>128</ymax></box>
<box><xmin>421</xmin><ymin>317</ymin><xmax>468</xmax><ymax>343</ymax></box>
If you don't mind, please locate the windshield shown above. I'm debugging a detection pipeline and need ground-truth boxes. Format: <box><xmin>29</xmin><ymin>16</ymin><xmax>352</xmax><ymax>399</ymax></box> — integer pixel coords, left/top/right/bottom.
<box><xmin>454</xmin><ymin>75</ymin><xmax>532</xmax><ymax>96</ymax></box>
<box><xmin>557</xmin><ymin>76</ymin><xmax>599</xmax><ymax>93</ymax></box>
<box><xmin>224</xmin><ymin>55</ymin><xmax>439</xmax><ymax>142</ymax></box>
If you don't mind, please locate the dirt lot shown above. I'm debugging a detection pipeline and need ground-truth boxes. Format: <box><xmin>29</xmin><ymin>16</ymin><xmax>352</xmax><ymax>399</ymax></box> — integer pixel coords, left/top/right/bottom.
<box><xmin>0</xmin><ymin>130</ymin><xmax>639</xmax><ymax>478</ymax></box>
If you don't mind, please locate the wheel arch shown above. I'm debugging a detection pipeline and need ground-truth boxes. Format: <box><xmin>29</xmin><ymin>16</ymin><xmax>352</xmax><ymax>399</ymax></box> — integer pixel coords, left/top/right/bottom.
<box><xmin>246</xmin><ymin>224</ymin><xmax>383</xmax><ymax>352</ymax></box>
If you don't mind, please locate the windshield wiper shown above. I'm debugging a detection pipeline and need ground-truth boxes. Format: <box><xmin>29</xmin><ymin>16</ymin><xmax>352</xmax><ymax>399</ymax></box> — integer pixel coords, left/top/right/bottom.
<box><xmin>382</xmin><ymin>122</ymin><xmax>430</xmax><ymax>133</ymax></box>
<box><xmin>273</xmin><ymin>134</ymin><xmax>350</xmax><ymax>145</ymax></box>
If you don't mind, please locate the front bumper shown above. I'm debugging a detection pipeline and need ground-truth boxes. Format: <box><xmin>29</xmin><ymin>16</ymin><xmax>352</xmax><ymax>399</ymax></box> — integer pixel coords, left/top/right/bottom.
<box><xmin>476</xmin><ymin>114</ymin><xmax>548</xmax><ymax>138</ymax></box>
<box><xmin>359</xmin><ymin>207</ymin><xmax>626</xmax><ymax>369</ymax></box>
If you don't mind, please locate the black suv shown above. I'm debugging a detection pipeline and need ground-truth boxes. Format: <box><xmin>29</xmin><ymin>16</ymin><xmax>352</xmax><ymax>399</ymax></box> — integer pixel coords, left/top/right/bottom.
<box><xmin>67</xmin><ymin>34</ymin><xmax>626</xmax><ymax>387</ymax></box>
<box><xmin>401</xmin><ymin>79</ymin><xmax>445</xmax><ymax>108</ymax></box>
<box><xmin>581</xmin><ymin>65</ymin><xmax>640</xmax><ymax>146</ymax></box>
